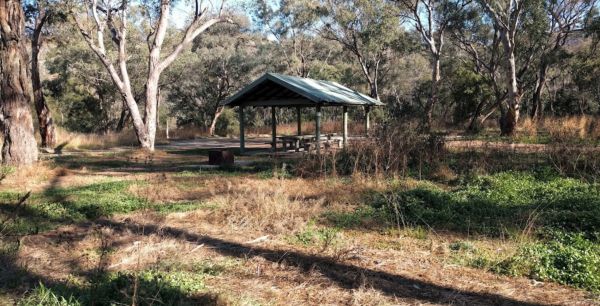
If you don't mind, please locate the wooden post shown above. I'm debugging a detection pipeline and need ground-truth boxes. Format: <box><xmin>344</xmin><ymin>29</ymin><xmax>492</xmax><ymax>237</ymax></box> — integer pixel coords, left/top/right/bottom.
<box><xmin>239</xmin><ymin>106</ymin><xmax>245</xmax><ymax>154</ymax></box>
<box><xmin>271</xmin><ymin>106</ymin><xmax>277</xmax><ymax>152</ymax></box>
<box><xmin>296</xmin><ymin>107</ymin><xmax>302</xmax><ymax>136</ymax></box>
<box><xmin>316</xmin><ymin>105</ymin><xmax>321</xmax><ymax>155</ymax></box>
<box><xmin>365</xmin><ymin>106</ymin><xmax>371</xmax><ymax>135</ymax></box>
<box><xmin>343</xmin><ymin>106</ymin><xmax>348</xmax><ymax>147</ymax></box>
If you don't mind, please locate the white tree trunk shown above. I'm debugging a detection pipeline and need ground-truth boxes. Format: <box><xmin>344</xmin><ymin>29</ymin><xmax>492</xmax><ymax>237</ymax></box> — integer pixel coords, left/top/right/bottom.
<box><xmin>73</xmin><ymin>0</ymin><xmax>228</xmax><ymax>151</ymax></box>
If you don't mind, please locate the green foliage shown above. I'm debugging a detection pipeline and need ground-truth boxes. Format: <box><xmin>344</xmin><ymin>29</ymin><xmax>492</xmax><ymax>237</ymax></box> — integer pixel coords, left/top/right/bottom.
<box><xmin>0</xmin><ymin>180</ymin><xmax>212</xmax><ymax>236</ymax></box>
<box><xmin>20</xmin><ymin>268</ymin><xmax>213</xmax><ymax>306</ymax></box>
<box><xmin>448</xmin><ymin>64</ymin><xmax>493</xmax><ymax>126</ymax></box>
<box><xmin>449</xmin><ymin>240</ymin><xmax>475</xmax><ymax>252</ymax></box>
<box><xmin>214</xmin><ymin>108</ymin><xmax>239</xmax><ymax>137</ymax></box>
<box><xmin>153</xmin><ymin>201</ymin><xmax>216</xmax><ymax>214</ymax></box>
<box><xmin>0</xmin><ymin>166</ymin><xmax>15</xmax><ymax>177</ymax></box>
<box><xmin>374</xmin><ymin>171</ymin><xmax>600</xmax><ymax>237</ymax></box>
<box><xmin>0</xmin><ymin>181</ymin><xmax>148</xmax><ymax>235</ymax></box>
<box><xmin>496</xmin><ymin>233</ymin><xmax>600</xmax><ymax>292</ymax></box>
<box><xmin>18</xmin><ymin>283</ymin><xmax>81</xmax><ymax>306</ymax></box>
<box><xmin>324</xmin><ymin>206</ymin><xmax>381</xmax><ymax>228</ymax></box>
<box><xmin>291</xmin><ymin>221</ymin><xmax>341</xmax><ymax>249</ymax></box>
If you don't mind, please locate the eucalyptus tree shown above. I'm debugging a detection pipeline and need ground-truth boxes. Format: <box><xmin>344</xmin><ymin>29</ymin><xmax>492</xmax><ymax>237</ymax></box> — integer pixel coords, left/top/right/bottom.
<box><xmin>71</xmin><ymin>0</ymin><xmax>232</xmax><ymax>150</ymax></box>
<box><xmin>320</xmin><ymin>0</ymin><xmax>401</xmax><ymax>100</ymax></box>
<box><xmin>448</xmin><ymin>3</ymin><xmax>505</xmax><ymax>131</ymax></box>
<box><xmin>252</xmin><ymin>0</ymin><xmax>329</xmax><ymax>77</ymax></box>
<box><xmin>477</xmin><ymin>0</ymin><xmax>527</xmax><ymax>135</ymax></box>
<box><xmin>475</xmin><ymin>0</ymin><xmax>553</xmax><ymax>135</ymax></box>
<box><xmin>529</xmin><ymin>0</ymin><xmax>597</xmax><ymax>119</ymax></box>
<box><xmin>24</xmin><ymin>0</ymin><xmax>67</xmax><ymax>148</ymax></box>
<box><xmin>165</xmin><ymin>22</ymin><xmax>269</xmax><ymax>135</ymax></box>
<box><xmin>396</xmin><ymin>0</ymin><xmax>470</xmax><ymax>130</ymax></box>
<box><xmin>44</xmin><ymin>23</ymin><xmax>131</xmax><ymax>133</ymax></box>
<box><xmin>0</xmin><ymin>0</ymin><xmax>38</xmax><ymax>165</ymax></box>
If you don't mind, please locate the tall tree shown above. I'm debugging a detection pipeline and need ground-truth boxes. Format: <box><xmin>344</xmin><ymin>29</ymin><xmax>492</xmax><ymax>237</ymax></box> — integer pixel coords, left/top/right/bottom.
<box><xmin>26</xmin><ymin>0</ymin><xmax>62</xmax><ymax>148</ymax></box>
<box><xmin>479</xmin><ymin>0</ymin><xmax>530</xmax><ymax>135</ymax></box>
<box><xmin>321</xmin><ymin>0</ymin><xmax>400</xmax><ymax>100</ymax></box>
<box><xmin>529</xmin><ymin>0</ymin><xmax>597</xmax><ymax>119</ymax></box>
<box><xmin>71</xmin><ymin>0</ymin><xmax>231</xmax><ymax>150</ymax></box>
<box><xmin>397</xmin><ymin>0</ymin><xmax>470</xmax><ymax>131</ymax></box>
<box><xmin>252</xmin><ymin>0</ymin><xmax>328</xmax><ymax>77</ymax></box>
<box><xmin>0</xmin><ymin>0</ymin><xmax>39</xmax><ymax>165</ymax></box>
<box><xmin>166</xmin><ymin>23</ymin><xmax>267</xmax><ymax>135</ymax></box>
<box><xmin>450</xmin><ymin>3</ymin><xmax>505</xmax><ymax>131</ymax></box>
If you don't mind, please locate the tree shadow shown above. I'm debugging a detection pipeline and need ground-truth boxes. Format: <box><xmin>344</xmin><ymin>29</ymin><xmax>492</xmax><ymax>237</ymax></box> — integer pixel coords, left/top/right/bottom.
<box><xmin>0</xmin><ymin>222</ymin><xmax>225</xmax><ymax>306</ymax></box>
<box><xmin>91</xmin><ymin>218</ymin><xmax>550</xmax><ymax>306</ymax></box>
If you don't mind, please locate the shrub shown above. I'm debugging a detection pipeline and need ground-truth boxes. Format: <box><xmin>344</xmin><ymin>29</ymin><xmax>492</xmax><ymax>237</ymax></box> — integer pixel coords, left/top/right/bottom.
<box><xmin>497</xmin><ymin>233</ymin><xmax>600</xmax><ymax>292</ymax></box>
<box><xmin>214</xmin><ymin>108</ymin><xmax>239</xmax><ymax>137</ymax></box>
<box><xmin>297</xmin><ymin>121</ymin><xmax>446</xmax><ymax>178</ymax></box>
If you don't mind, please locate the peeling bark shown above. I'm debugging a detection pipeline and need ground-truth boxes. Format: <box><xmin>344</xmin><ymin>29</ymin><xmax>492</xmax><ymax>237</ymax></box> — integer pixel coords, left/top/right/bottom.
<box><xmin>0</xmin><ymin>0</ymin><xmax>39</xmax><ymax>165</ymax></box>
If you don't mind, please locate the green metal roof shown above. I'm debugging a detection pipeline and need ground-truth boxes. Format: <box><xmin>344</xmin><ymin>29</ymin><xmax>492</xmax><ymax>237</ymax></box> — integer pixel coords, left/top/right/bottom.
<box><xmin>221</xmin><ymin>73</ymin><xmax>384</xmax><ymax>107</ymax></box>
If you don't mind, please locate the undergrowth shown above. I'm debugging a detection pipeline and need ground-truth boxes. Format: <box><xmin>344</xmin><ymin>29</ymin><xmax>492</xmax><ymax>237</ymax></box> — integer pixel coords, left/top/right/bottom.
<box><xmin>325</xmin><ymin>170</ymin><xmax>600</xmax><ymax>292</ymax></box>
<box><xmin>18</xmin><ymin>267</ymin><xmax>220</xmax><ymax>306</ymax></box>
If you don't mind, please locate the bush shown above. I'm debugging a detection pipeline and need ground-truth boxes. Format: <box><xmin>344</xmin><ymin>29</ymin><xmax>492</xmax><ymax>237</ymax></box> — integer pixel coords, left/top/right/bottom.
<box><xmin>497</xmin><ymin>233</ymin><xmax>600</xmax><ymax>292</ymax></box>
<box><xmin>297</xmin><ymin>121</ymin><xmax>446</xmax><ymax>177</ymax></box>
<box><xmin>214</xmin><ymin>108</ymin><xmax>239</xmax><ymax>137</ymax></box>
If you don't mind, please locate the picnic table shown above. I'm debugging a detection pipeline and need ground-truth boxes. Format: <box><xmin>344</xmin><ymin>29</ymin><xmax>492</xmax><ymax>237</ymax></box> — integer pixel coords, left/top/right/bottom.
<box><xmin>275</xmin><ymin>134</ymin><xmax>343</xmax><ymax>152</ymax></box>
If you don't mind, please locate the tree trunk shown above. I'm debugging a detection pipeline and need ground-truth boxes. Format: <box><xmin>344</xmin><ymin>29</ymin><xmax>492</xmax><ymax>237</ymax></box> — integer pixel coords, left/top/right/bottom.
<box><xmin>530</xmin><ymin>62</ymin><xmax>548</xmax><ymax>120</ymax></box>
<box><xmin>31</xmin><ymin>11</ymin><xmax>55</xmax><ymax>148</ymax></box>
<box><xmin>422</xmin><ymin>56</ymin><xmax>441</xmax><ymax>132</ymax></box>
<box><xmin>143</xmin><ymin>70</ymin><xmax>159</xmax><ymax>150</ymax></box>
<box><xmin>500</xmin><ymin>35</ymin><xmax>521</xmax><ymax>136</ymax></box>
<box><xmin>467</xmin><ymin>100</ymin><xmax>486</xmax><ymax>132</ymax></box>
<box><xmin>116</xmin><ymin>100</ymin><xmax>130</xmax><ymax>132</ymax></box>
<box><xmin>0</xmin><ymin>0</ymin><xmax>39</xmax><ymax>165</ymax></box>
<box><xmin>208</xmin><ymin>106</ymin><xmax>224</xmax><ymax>136</ymax></box>
<box><xmin>369</xmin><ymin>81</ymin><xmax>379</xmax><ymax>101</ymax></box>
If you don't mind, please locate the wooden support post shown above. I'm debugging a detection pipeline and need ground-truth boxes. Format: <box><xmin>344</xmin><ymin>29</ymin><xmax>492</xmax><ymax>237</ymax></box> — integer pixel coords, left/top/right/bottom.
<box><xmin>296</xmin><ymin>107</ymin><xmax>302</xmax><ymax>136</ymax></box>
<box><xmin>316</xmin><ymin>105</ymin><xmax>321</xmax><ymax>155</ymax></box>
<box><xmin>343</xmin><ymin>106</ymin><xmax>348</xmax><ymax>148</ymax></box>
<box><xmin>239</xmin><ymin>106</ymin><xmax>245</xmax><ymax>154</ymax></box>
<box><xmin>271</xmin><ymin>106</ymin><xmax>277</xmax><ymax>152</ymax></box>
<box><xmin>365</xmin><ymin>106</ymin><xmax>371</xmax><ymax>135</ymax></box>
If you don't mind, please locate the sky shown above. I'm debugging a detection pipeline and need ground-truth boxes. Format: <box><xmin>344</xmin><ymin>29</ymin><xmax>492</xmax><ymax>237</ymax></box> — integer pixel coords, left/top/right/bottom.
<box><xmin>169</xmin><ymin>0</ymin><xmax>249</xmax><ymax>29</ymax></box>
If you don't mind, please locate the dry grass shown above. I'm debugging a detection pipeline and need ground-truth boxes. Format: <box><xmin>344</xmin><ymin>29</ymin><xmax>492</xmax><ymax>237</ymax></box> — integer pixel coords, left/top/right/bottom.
<box><xmin>518</xmin><ymin>115</ymin><xmax>600</xmax><ymax>141</ymax></box>
<box><xmin>208</xmin><ymin>179</ymin><xmax>326</xmax><ymax>234</ymax></box>
<box><xmin>3</xmin><ymin>149</ymin><xmax>599</xmax><ymax>305</ymax></box>
<box><xmin>53</xmin><ymin>128</ymin><xmax>141</xmax><ymax>150</ymax></box>
<box><xmin>51</xmin><ymin>127</ymin><xmax>209</xmax><ymax>151</ymax></box>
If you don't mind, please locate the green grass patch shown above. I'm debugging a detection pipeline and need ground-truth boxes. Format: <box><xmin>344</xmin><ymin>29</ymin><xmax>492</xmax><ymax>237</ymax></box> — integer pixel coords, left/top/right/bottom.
<box><xmin>0</xmin><ymin>181</ymin><xmax>149</xmax><ymax>235</ymax></box>
<box><xmin>19</xmin><ymin>269</ymin><xmax>214</xmax><ymax>306</ymax></box>
<box><xmin>0</xmin><ymin>179</ymin><xmax>226</xmax><ymax>236</ymax></box>
<box><xmin>289</xmin><ymin>221</ymin><xmax>341</xmax><ymax>250</ymax></box>
<box><xmin>495</xmin><ymin>233</ymin><xmax>600</xmax><ymax>292</ymax></box>
<box><xmin>373</xmin><ymin>171</ymin><xmax>600</xmax><ymax>237</ymax></box>
<box><xmin>18</xmin><ymin>258</ymin><xmax>237</xmax><ymax>305</ymax></box>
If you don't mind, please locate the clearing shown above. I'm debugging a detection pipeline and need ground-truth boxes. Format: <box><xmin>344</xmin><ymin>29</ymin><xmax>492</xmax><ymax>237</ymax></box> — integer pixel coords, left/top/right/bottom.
<box><xmin>0</xmin><ymin>139</ymin><xmax>598</xmax><ymax>305</ymax></box>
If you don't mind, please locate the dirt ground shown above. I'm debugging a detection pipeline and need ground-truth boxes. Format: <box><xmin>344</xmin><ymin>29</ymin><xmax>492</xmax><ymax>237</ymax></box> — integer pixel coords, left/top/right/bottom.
<box><xmin>1</xmin><ymin>144</ymin><xmax>598</xmax><ymax>305</ymax></box>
